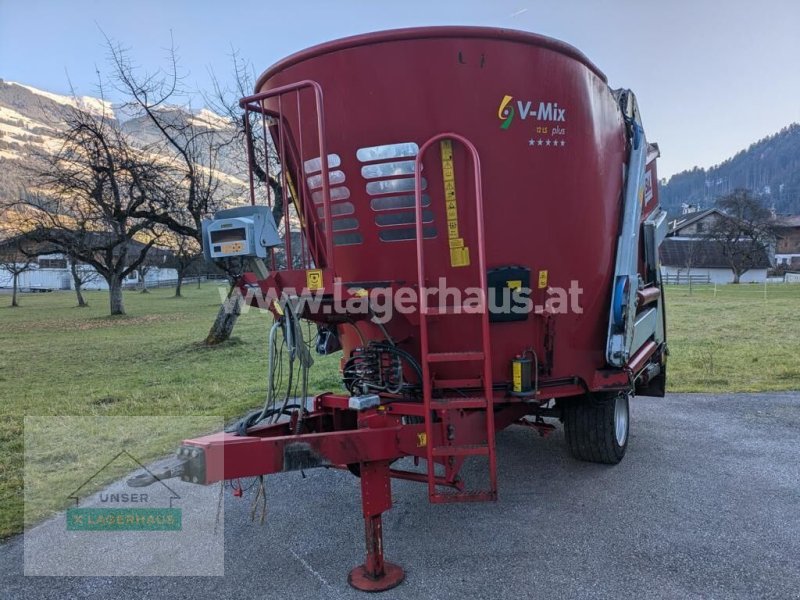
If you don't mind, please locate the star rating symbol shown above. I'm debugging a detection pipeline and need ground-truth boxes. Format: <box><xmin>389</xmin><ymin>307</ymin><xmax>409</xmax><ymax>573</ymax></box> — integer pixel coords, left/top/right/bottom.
<box><xmin>529</xmin><ymin>138</ymin><xmax>568</xmax><ymax>148</ymax></box>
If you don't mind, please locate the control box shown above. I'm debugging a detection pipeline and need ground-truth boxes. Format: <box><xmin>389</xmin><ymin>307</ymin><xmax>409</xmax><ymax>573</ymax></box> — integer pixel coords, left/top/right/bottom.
<box><xmin>202</xmin><ymin>206</ymin><xmax>282</xmax><ymax>261</ymax></box>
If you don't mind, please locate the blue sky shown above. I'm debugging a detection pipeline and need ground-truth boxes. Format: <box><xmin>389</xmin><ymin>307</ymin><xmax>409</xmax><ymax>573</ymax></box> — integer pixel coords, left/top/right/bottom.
<box><xmin>1</xmin><ymin>0</ymin><xmax>798</xmax><ymax>178</ymax></box>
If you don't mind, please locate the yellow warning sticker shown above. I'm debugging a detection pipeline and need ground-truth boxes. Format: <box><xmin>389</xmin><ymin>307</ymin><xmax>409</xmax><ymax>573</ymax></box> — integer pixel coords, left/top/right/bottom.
<box><xmin>538</xmin><ymin>270</ymin><xmax>548</xmax><ymax>289</ymax></box>
<box><xmin>512</xmin><ymin>360</ymin><xmax>522</xmax><ymax>392</ymax></box>
<box><xmin>449</xmin><ymin>237</ymin><xmax>464</xmax><ymax>249</ymax></box>
<box><xmin>417</xmin><ymin>432</ymin><xmax>428</xmax><ymax>447</ymax></box>
<box><xmin>306</xmin><ymin>269</ymin><xmax>323</xmax><ymax>290</ymax></box>
<box><xmin>450</xmin><ymin>246</ymin><xmax>471</xmax><ymax>267</ymax></box>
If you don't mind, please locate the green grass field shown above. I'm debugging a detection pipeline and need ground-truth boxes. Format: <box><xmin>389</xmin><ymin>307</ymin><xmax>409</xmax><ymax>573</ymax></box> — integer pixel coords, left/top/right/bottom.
<box><xmin>0</xmin><ymin>284</ymin><xmax>341</xmax><ymax>539</ymax></box>
<box><xmin>664</xmin><ymin>284</ymin><xmax>800</xmax><ymax>392</ymax></box>
<box><xmin>1</xmin><ymin>282</ymin><xmax>798</xmax><ymax>537</ymax></box>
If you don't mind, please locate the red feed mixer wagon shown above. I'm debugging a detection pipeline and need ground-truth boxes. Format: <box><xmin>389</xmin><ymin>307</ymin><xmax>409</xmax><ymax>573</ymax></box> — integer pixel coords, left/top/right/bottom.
<box><xmin>132</xmin><ymin>27</ymin><xmax>668</xmax><ymax>591</ymax></box>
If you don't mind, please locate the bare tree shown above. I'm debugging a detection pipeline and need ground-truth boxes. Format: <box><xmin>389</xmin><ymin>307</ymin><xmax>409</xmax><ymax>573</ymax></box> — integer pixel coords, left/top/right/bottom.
<box><xmin>66</xmin><ymin>250</ymin><xmax>99</xmax><ymax>307</ymax></box>
<box><xmin>135</xmin><ymin>258</ymin><xmax>153</xmax><ymax>293</ymax></box>
<box><xmin>2</xmin><ymin>204</ymin><xmax>95</xmax><ymax>307</ymax></box>
<box><xmin>203</xmin><ymin>51</ymin><xmax>293</xmax><ymax>344</ymax></box>
<box><xmin>15</xmin><ymin>101</ymin><xmax>163</xmax><ymax>315</ymax></box>
<box><xmin>105</xmin><ymin>36</ymin><xmax>246</xmax><ymax>342</ymax></box>
<box><xmin>709</xmin><ymin>189</ymin><xmax>775</xmax><ymax>283</ymax></box>
<box><xmin>136</xmin><ymin>246</ymin><xmax>173</xmax><ymax>293</ymax></box>
<box><xmin>207</xmin><ymin>50</ymin><xmax>285</xmax><ymax>225</ymax></box>
<box><xmin>165</xmin><ymin>232</ymin><xmax>201</xmax><ymax>298</ymax></box>
<box><xmin>0</xmin><ymin>238</ymin><xmax>35</xmax><ymax>307</ymax></box>
<box><xmin>682</xmin><ymin>238</ymin><xmax>702</xmax><ymax>293</ymax></box>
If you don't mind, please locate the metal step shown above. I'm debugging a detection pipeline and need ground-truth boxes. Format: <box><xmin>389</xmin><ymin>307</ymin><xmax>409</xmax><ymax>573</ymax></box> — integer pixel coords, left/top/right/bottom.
<box><xmin>430</xmin><ymin>397</ymin><xmax>488</xmax><ymax>410</ymax></box>
<box><xmin>430</xmin><ymin>490</ymin><xmax>497</xmax><ymax>504</ymax></box>
<box><xmin>426</xmin><ymin>351</ymin><xmax>485</xmax><ymax>363</ymax></box>
<box><xmin>432</xmin><ymin>378</ymin><xmax>483</xmax><ymax>389</ymax></box>
<box><xmin>431</xmin><ymin>444</ymin><xmax>489</xmax><ymax>457</ymax></box>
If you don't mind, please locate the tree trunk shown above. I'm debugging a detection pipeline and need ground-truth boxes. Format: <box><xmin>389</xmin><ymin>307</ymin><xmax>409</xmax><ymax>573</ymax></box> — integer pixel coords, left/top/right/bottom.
<box><xmin>204</xmin><ymin>284</ymin><xmax>242</xmax><ymax>345</ymax></box>
<box><xmin>174</xmin><ymin>272</ymin><xmax>184</xmax><ymax>297</ymax></box>
<box><xmin>139</xmin><ymin>269</ymin><xmax>149</xmax><ymax>293</ymax></box>
<box><xmin>11</xmin><ymin>273</ymin><xmax>19</xmax><ymax>307</ymax></box>
<box><xmin>732</xmin><ymin>271</ymin><xmax>741</xmax><ymax>284</ymax></box>
<box><xmin>108</xmin><ymin>275</ymin><xmax>125</xmax><ymax>315</ymax></box>
<box><xmin>70</xmin><ymin>262</ymin><xmax>88</xmax><ymax>307</ymax></box>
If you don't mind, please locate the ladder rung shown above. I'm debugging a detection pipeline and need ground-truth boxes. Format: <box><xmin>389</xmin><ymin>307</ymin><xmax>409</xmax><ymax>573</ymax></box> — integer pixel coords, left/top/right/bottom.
<box><xmin>432</xmin><ymin>444</ymin><xmax>489</xmax><ymax>457</ymax></box>
<box><xmin>430</xmin><ymin>397</ymin><xmax>488</xmax><ymax>410</ymax></box>
<box><xmin>430</xmin><ymin>490</ymin><xmax>497</xmax><ymax>504</ymax></box>
<box><xmin>427</xmin><ymin>351</ymin><xmax>485</xmax><ymax>363</ymax></box>
<box><xmin>432</xmin><ymin>378</ymin><xmax>483</xmax><ymax>389</ymax></box>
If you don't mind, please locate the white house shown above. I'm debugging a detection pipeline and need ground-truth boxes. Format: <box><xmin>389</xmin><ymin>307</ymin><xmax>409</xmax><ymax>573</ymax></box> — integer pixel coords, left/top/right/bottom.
<box><xmin>660</xmin><ymin>238</ymin><xmax>769</xmax><ymax>283</ymax></box>
<box><xmin>660</xmin><ymin>209</ymin><xmax>771</xmax><ymax>284</ymax></box>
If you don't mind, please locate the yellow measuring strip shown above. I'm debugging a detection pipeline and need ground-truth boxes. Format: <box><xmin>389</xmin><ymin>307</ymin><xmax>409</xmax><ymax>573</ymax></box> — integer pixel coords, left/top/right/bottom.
<box><xmin>440</xmin><ymin>140</ymin><xmax>470</xmax><ymax>267</ymax></box>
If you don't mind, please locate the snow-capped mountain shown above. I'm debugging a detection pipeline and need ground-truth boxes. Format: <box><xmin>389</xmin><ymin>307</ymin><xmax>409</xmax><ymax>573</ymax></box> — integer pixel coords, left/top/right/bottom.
<box><xmin>5</xmin><ymin>81</ymin><xmax>114</xmax><ymax>118</ymax></box>
<box><xmin>0</xmin><ymin>79</ymin><xmax>246</xmax><ymax>204</ymax></box>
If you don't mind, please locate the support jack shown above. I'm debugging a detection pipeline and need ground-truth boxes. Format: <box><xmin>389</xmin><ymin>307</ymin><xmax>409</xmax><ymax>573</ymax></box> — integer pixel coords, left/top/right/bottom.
<box><xmin>348</xmin><ymin>461</ymin><xmax>405</xmax><ymax>592</ymax></box>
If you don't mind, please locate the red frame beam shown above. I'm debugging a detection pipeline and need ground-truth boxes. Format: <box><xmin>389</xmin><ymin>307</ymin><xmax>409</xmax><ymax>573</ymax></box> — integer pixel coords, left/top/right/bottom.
<box><xmin>185</xmin><ymin>426</ymin><xmax>402</xmax><ymax>484</ymax></box>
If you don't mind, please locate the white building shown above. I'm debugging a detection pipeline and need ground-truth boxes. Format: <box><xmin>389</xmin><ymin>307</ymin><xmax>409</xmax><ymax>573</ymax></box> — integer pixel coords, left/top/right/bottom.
<box><xmin>660</xmin><ymin>209</ymin><xmax>771</xmax><ymax>284</ymax></box>
<box><xmin>0</xmin><ymin>253</ymin><xmax>178</xmax><ymax>292</ymax></box>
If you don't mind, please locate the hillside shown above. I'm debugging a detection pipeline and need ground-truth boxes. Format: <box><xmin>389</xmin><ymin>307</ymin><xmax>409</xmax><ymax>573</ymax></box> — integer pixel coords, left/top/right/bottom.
<box><xmin>660</xmin><ymin>124</ymin><xmax>800</xmax><ymax>217</ymax></box>
<box><xmin>0</xmin><ymin>79</ymin><xmax>249</xmax><ymax>207</ymax></box>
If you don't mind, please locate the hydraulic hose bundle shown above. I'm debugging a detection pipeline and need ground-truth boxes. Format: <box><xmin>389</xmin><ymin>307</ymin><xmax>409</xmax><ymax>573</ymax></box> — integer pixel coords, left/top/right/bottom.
<box><xmin>232</xmin><ymin>297</ymin><xmax>314</xmax><ymax>435</ymax></box>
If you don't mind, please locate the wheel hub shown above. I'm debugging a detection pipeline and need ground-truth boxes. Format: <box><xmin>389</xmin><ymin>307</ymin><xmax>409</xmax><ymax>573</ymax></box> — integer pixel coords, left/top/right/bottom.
<box><xmin>614</xmin><ymin>393</ymin><xmax>629</xmax><ymax>446</ymax></box>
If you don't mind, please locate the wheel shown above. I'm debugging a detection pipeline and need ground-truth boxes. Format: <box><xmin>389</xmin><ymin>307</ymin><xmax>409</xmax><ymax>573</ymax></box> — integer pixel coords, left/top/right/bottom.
<box><xmin>563</xmin><ymin>391</ymin><xmax>629</xmax><ymax>464</ymax></box>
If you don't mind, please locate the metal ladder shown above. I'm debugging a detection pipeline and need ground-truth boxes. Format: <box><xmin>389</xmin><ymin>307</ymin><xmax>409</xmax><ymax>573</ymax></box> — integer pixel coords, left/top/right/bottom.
<box><xmin>413</xmin><ymin>133</ymin><xmax>497</xmax><ymax>504</ymax></box>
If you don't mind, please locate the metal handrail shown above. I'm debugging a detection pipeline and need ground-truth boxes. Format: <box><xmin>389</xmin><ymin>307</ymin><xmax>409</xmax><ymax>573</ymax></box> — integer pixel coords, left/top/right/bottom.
<box><xmin>239</xmin><ymin>80</ymin><xmax>334</xmax><ymax>271</ymax></box>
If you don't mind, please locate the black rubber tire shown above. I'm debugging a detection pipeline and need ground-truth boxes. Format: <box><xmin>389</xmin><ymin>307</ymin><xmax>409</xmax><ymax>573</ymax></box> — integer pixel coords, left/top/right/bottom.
<box><xmin>563</xmin><ymin>391</ymin><xmax>629</xmax><ymax>464</ymax></box>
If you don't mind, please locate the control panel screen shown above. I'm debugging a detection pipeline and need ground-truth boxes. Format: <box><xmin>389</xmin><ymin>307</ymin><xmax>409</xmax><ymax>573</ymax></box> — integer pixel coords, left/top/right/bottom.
<box><xmin>209</xmin><ymin>227</ymin><xmax>247</xmax><ymax>244</ymax></box>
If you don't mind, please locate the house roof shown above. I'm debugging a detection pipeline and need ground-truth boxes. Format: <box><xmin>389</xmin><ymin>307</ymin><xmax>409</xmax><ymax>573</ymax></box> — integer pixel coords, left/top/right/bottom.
<box><xmin>0</xmin><ymin>235</ymin><xmax>59</xmax><ymax>257</ymax></box>
<box><xmin>660</xmin><ymin>238</ymin><xmax>771</xmax><ymax>269</ymax></box>
<box><xmin>774</xmin><ymin>215</ymin><xmax>800</xmax><ymax>228</ymax></box>
<box><xmin>668</xmin><ymin>208</ymin><xmax>723</xmax><ymax>235</ymax></box>
<box><xmin>0</xmin><ymin>231</ymin><xmax>176</xmax><ymax>262</ymax></box>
